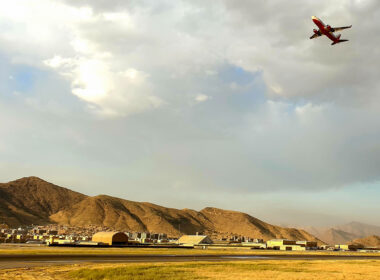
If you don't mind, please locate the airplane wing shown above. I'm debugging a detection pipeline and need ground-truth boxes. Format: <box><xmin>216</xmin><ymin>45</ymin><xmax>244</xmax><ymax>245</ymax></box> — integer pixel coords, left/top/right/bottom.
<box><xmin>332</xmin><ymin>25</ymin><xmax>352</xmax><ymax>32</ymax></box>
<box><xmin>310</xmin><ymin>33</ymin><xmax>322</xmax><ymax>39</ymax></box>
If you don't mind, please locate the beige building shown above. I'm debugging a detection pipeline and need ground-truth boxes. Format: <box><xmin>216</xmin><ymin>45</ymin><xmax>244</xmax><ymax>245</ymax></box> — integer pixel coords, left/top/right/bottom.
<box><xmin>92</xmin><ymin>232</ymin><xmax>128</xmax><ymax>246</ymax></box>
<box><xmin>242</xmin><ymin>242</ymin><xmax>267</xmax><ymax>249</ymax></box>
<box><xmin>177</xmin><ymin>235</ymin><xmax>213</xmax><ymax>246</ymax></box>
<box><xmin>335</xmin><ymin>244</ymin><xmax>362</xmax><ymax>251</ymax></box>
<box><xmin>296</xmin><ymin>241</ymin><xmax>318</xmax><ymax>248</ymax></box>
<box><xmin>47</xmin><ymin>238</ymin><xmax>75</xmax><ymax>245</ymax></box>
<box><xmin>320</xmin><ymin>244</ymin><xmax>334</xmax><ymax>250</ymax></box>
<box><xmin>266</xmin><ymin>239</ymin><xmax>306</xmax><ymax>251</ymax></box>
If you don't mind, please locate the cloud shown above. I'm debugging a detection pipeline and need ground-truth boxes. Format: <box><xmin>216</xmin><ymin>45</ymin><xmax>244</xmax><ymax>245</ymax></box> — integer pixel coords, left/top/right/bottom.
<box><xmin>44</xmin><ymin>55</ymin><xmax>162</xmax><ymax>117</ymax></box>
<box><xmin>1</xmin><ymin>0</ymin><xmax>380</xmax><ymax>226</ymax></box>
<box><xmin>4</xmin><ymin>0</ymin><xmax>380</xmax><ymax>113</ymax></box>
<box><xmin>194</xmin><ymin>94</ymin><xmax>211</xmax><ymax>103</ymax></box>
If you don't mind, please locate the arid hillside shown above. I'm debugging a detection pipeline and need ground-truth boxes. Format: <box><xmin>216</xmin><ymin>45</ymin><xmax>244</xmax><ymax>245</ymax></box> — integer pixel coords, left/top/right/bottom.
<box><xmin>51</xmin><ymin>196</ymin><xmax>319</xmax><ymax>241</ymax></box>
<box><xmin>334</xmin><ymin>222</ymin><xmax>380</xmax><ymax>238</ymax></box>
<box><xmin>300</xmin><ymin>222</ymin><xmax>380</xmax><ymax>245</ymax></box>
<box><xmin>50</xmin><ymin>195</ymin><xmax>212</xmax><ymax>235</ymax></box>
<box><xmin>198</xmin><ymin>207</ymin><xmax>318</xmax><ymax>242</ymax></box>
<box><xmin>317</xmin><ymin>228</ymin><xmax>359</xmax><ymax>245</ymax></box>
<box><xmin>1</xmin><ymin>177</ymin><xmax>320</xmax><ymax>242</ymax></box>
<box><xmin>0</xmin><ymin>177</ymin><xmax>86</xmax><ymax>226</ymax></box>
<box><xmin>350</xmin><ymin>235</ymin><xmax>380</xmax><ymax>248</ymax></box>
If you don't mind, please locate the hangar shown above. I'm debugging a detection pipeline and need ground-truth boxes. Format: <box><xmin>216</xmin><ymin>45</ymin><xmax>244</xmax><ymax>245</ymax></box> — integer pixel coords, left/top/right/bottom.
<box><xmin>92</xmin><ymin>232</ymin><xmax>128</xmax><ymax>246</ymax></box>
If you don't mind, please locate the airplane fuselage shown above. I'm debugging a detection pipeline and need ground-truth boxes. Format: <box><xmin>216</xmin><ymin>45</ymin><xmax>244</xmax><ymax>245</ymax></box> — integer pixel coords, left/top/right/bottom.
<box><xmin>312</xmin><ymin>16</ymin><xmax>340</xmax><ymax>43</ymax></box>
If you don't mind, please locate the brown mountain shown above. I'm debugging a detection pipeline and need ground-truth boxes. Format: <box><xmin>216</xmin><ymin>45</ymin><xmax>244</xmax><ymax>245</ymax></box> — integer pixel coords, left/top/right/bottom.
<box><xmin>50</xmin><ymin>195</ymin><xmax>210</xmax><ymax>235</ymax></box>
<box><xmin>334</xmin><ymin>222</ymin><xmax>380</xmax><ymax>238</ymax></box>
<box><xmin>316</xmin><ymin>228</ymin><xmax>359</xmax><ymax>245</ymax></box>
<box><xmin>51</xmin><ymin>195</ymin><xmax>319</xmax><ymax>241</ymax></box>
<box><xmin>300</xmin><ymin>222</ymin><xmax>380</xmax><ymax>245</ymax></box>
<box><xmin>198</xmin><ymin>207</ymin><xmax>318</xmax><ymax>242</ymax></box>
<box><xmin>1</xmin><ymin>177</ymin><xmax>320</xmax><ymax>242</ymax></box>
<box><xmin>0</xmin><ymin>177</ymin><xmax>86</xmax><ymax>226</ymax></box>
<box><xmin>298</xmin><ymin>226</ymin><xmax>326</xmax><ymax>239</ymax></box>
<box><xmin>350</xmin><ymin>235</ymin><xmax>380</xmax><ymax>248</ymax></box>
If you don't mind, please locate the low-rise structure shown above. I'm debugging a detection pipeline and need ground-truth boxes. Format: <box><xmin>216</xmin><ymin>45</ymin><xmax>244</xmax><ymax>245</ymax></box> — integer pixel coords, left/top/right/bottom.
<box><xmin>266</xmin><ymin>239</ymin><xmax>306</xmax><ymax>251</ymax></box>
<box><xmin>92</xmin><ymin>231</ymin><xmax>128</xmax><ymax>246</ymax></box>
<box><xmin>242</xmin><ymin>241</ymin><xmax>267</xmax><ymax>249</ymax></box>
<box><xmin>296</xmin><ymin>241</ymin><xmax>318</xmax><ymax>249</ymax></box>
<box><xmin>335</xmin><ymin>244</ymin><xmax>363</xmax><ymax>251</ymax></box>
<box><xmin>320</xmin><ymin>244</ymin><xmax>334</xmax><ymax>250</ymax></box>
<box><xmin>177</xmin><ymin>235</ymin><xmax>213</xmax><ymax>246</ymax></box>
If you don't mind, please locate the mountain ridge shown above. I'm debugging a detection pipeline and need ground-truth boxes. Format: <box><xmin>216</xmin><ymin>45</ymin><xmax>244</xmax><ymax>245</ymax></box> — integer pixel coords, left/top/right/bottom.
<box><xmin>0</xmin><ymin>176</ymin><xmax>86</xmax><ymax>226</ymax></box>
<box><xmin>334</xmin><ymin>222</ymin><xmax>380</xmax><ymax>238</ymax></box>
<box><xmin>350</xmin><ymin>235</ymin><xmax>380</xmax><ymax>248</ymax></box>
<box><xmin>299</xmin><ymin>222</ymin><xmax>380</xmax><ymax>245</ymax></box>
<box><xmin>1</xmin><ymin>177</ymin><xmax>321</xmax><ymax>242</ymax></box>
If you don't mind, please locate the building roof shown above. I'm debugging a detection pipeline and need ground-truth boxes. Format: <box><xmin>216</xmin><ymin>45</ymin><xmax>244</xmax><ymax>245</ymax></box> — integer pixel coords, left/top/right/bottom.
<box><xmin>296</xmin><ymin>240</ymin><xmax>316</xmax><ymax>244</ymax></box>
<box><xmin>92</xmin><ymin>231</ymin><xmax>128</xmax><ymax>244</ymax></box>
<box><xmin>178</xmin><ymin>235</ymin><xmax>213</xmax><ymax>245</ymax></box>
<box><xmin>92</xmin><ymin>231</ymin><xmax>122</xmax><ymax>238</ymax></box>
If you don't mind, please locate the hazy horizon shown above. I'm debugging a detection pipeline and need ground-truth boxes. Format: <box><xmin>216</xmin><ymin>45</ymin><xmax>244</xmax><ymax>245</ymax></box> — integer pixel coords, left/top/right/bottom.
<box><xmin>1</xmin><ymin>0</ymin><xmax>380</xmax><ymax>228</ymax></box>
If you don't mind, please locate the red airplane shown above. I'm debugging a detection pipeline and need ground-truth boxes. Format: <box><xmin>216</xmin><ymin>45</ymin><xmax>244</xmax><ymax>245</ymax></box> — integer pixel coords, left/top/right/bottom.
<box><xmin>310</xmin><ymin>16</ymin><xmax>352</xmax><ymax>45</ymax></box>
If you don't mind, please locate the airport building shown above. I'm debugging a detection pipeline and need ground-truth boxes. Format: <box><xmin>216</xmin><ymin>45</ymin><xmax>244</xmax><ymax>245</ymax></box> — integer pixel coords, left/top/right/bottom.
<box><xmin>92</xmin><ymin>231</ymin><xmax>128</xmax><ymax>246</ymax></box>
<box><xmin>296</xmin><ymin>240</ymin><xmax>318</xmax><ymax>249</ymax></box>
<box><xmin>177</xmin><ymin>235</ymin><xmax>213</xmax><ymax>246</ymax></box>
<box><xmin>335</xmin><ymin>244</ymin><xmax>363</xmax><ymax>251</ymax></box>
<box><xmin>266</xmin><ymin>239</ymin><xmax>306</xmax><ymax>251</ymax></box>
<box><xmin>242</xmin><ymin>241</ymin><xmax>267</xmax><ymax>249</ymax></box>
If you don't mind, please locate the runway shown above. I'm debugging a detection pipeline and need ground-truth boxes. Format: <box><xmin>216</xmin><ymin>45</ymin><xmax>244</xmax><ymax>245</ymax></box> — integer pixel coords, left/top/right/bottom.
<box><xmin>1</xmin><ymin>254</ymin><xmax>380</xmax><ymax>269</ymax></box>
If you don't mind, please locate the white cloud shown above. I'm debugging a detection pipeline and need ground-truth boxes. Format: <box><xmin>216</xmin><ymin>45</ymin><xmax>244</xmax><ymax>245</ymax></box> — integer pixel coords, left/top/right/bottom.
<box><xmin>70</xmin><ymin>38</ymin><xmax>96</xmax><ymax>54</ymax></box>
<box><xmin>269</xmin><ymin>85</ymin><xmax>283</xmax><ymax>95</ymax></box>
<box><xmin>44</xmin><ymin>56</ymin><xmax>74</xmax><ymax>69</ymax></box>
<box><xmin>194</xmin><ymin>94</ymin><xmax>211</xmax><ymax>103</ymax></box>
<box><xmin>295</xmin><ymin>103</ymin><xmax>324</xmax><ymax>117</ymax></box>
<box><xmin>2</xmin><ymin>0</ymin><xmax>380</xmax><ymax>201</ymax></box>
<box><xmin>71</xmin><ymin>58</ymin><xmax>111</xmax><ymax>103</ymax></box>
<box><xmin>4</xmin><ymin>0</ymin><xmax>380</xmax><ymax>115</ymax></box>
<box><xmin>44</xmin><ymin>55</ymin><xmax>162</xmax><ymax>117</ymax></box>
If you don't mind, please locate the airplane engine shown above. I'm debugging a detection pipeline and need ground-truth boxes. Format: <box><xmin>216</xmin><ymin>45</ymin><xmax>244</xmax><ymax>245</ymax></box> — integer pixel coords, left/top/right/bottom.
<box><xmin>326</xmin><ymin>25</ymin><xmax>332</xmax><ymax>32</ymax></box>
<box><xmin>313</xmin><ymin>29</ymin><xmax>320</xmax><ymax>35</ymax></box>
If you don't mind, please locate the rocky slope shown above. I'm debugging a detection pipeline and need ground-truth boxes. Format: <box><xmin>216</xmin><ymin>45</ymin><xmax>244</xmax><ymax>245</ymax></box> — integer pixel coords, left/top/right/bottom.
<box><xmin>350</xmin><ymin>235</ymin><xmax>380</xmax><ymax>248</ymax></box>
<box><xmin>317</xmin><ymin>228</ymin><xmax>359</xmax><ymax>245</ymax></box>
<box><xmin>300</xmin><ymin>222</ymin><xmax>380</xmax><ymax>245</ymax></box>
<box><xmin>1</xmin><ymin>177</ymin><xmax>320</xmax><ymax>242</ymax></box>
<box><xmin>0</xmin><ymin>177</ymin><xmax>86</xmax><ymax>226</ymax></box>
<box><xmin>334</xmin><ymin>222</ymin><xmax>380</xmax><ymax>238</ymax></box>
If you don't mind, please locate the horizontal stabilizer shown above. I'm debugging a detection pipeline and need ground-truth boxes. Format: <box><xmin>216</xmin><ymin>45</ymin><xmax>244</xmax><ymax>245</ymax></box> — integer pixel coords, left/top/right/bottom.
<box><xmin>310</xmin><ymin>33</ymin><xmax>321</xmax><ymax>39</ymax></box>
<box><xmin>331</xmin><ymin>39</ymin><xmax>349</xmax><ymax>45</ymax></box>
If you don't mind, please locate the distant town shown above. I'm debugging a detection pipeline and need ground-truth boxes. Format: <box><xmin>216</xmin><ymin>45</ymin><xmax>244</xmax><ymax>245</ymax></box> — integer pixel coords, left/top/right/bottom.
<box><xmin>1</xmin><ymin>224</ymin><xmax>379</xmax><ymax>253</ymax></box>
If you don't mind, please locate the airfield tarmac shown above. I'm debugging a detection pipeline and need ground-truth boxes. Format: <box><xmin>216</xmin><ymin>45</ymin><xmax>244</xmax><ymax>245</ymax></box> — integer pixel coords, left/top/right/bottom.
<box><xmin>2</xmin><ymin>253</ymin><xmax>380</xmax><ymax>269</ymax></box>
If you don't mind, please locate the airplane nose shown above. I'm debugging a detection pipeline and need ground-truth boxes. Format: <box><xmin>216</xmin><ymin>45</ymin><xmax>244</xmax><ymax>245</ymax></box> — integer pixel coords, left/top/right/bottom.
<box><xmin>311</xmin><ymin>16</ymin><xmax>317</xmax><ymax>20</ymax></box>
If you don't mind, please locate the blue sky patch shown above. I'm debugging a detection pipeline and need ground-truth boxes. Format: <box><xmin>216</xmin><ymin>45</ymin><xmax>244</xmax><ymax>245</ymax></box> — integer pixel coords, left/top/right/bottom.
<box><xmin>219</xmin><ymin>64</ymin><xmax>259</xmax><ymax>85</ymax></box>
<box><xmin>11</xmin><ymin>66</ymin><xmax>37</xmax><ymax>92</ymax></box>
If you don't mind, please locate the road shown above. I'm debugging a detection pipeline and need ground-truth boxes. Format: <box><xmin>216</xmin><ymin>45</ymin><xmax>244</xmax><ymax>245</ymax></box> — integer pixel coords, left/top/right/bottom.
<box><xmin>1</xmin><ymin>254</ymin><xmax>380</xmax><ymax>269</ymax></box>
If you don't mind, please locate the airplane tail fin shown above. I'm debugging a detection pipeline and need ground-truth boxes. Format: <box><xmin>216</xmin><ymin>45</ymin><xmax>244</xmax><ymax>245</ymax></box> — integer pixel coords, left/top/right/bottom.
<box><xmin>331</xmin><ymin>39</ymin><xmax>349</xmax><ymax>45</ymax></box>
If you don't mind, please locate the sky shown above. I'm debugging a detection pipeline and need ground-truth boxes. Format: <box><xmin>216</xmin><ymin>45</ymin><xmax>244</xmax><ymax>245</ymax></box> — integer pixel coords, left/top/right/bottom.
<box><xmin>1</xmin><ymin>0</ymin><xmax>380</xmax><ymax>227</ymax></box>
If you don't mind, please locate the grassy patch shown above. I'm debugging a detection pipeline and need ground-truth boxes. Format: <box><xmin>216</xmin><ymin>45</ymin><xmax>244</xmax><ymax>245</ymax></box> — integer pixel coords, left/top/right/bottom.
<box><xmin>69</xmin><ymin>261</ymin><xmax>339</xmax><ymax>280</ymax></box>
<box><xmin>2</xmin><ymin>260</ymin><xmax>380</xmax><ymax>280</ymax></box>
<box><xmin>70</xmin><ymin>265</ymin><xmax>206</xmax><ymax>280</ymax></box>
